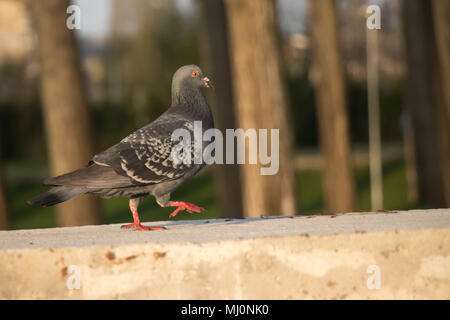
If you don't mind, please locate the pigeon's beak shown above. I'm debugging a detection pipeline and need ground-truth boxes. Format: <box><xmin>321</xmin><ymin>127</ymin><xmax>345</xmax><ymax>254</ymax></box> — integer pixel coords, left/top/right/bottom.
<box><xmin>202</xmin><ymin>77</ymin><xmax>213</xmax><ymax>89</ymax></box>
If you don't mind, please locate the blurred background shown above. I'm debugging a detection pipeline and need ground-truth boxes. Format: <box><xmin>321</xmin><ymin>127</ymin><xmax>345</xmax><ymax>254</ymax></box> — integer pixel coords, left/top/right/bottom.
<box><xmin>0</xmin><ymin>0</ymin><xmax>448</xmax><ymax>230</ymax></box>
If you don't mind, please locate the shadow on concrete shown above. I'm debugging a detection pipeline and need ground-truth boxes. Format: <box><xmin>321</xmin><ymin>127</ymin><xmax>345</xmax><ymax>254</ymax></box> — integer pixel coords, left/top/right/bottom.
<box><xmin>155</xmin><ymin>215</ymin><xmax>295</xmax><ymax>229</ymax></box>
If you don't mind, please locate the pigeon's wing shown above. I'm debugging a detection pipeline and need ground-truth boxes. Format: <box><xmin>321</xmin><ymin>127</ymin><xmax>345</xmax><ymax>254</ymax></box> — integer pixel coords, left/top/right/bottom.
<box><xmin>92</xmin><ymin>119</ymin><xmax>197</xmax><ymax>185</ymax></box>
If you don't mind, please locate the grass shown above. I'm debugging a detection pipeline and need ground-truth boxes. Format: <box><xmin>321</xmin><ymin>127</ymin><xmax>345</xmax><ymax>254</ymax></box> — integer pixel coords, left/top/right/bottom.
<box><xmin>4</xmin><ymin>160</ymin><xmax>416</xmax><ymax>230</ymax></box>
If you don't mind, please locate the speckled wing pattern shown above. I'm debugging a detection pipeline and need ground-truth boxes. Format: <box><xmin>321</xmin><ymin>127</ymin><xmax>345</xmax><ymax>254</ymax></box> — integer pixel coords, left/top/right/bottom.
<box><xmin>93</xmin><ymin>119</ymin><xmax>196</xmax><ymax>185</ymax></box>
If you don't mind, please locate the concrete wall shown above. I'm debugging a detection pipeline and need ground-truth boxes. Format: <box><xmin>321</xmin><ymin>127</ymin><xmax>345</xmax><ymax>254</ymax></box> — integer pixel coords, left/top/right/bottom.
<box><xmin>0</xmin><ymin>209</ymin><xmax>449</xmax><ymax>299</ymax></box>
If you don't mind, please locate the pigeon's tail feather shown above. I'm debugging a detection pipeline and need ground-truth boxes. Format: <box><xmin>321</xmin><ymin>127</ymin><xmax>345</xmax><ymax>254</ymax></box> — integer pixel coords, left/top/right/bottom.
<box><xmin>27</xmin><ymin>186</ymin><xmax>86</xmax><ymax>207</ymax></box>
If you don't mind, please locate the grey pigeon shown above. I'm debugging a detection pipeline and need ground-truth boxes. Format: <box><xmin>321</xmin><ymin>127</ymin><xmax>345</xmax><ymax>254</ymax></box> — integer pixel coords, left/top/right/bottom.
<box><xmin>28</xmin><ymin>65</ymin><xmax>214</xmax><ymax>231</ymax></box>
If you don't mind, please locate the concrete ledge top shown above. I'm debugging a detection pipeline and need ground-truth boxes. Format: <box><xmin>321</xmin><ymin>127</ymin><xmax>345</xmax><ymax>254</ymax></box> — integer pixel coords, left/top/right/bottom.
<box><xmin>1</xmin><ymin>209</ymin><xmax>449</xmax><ymax>250</ymax></box>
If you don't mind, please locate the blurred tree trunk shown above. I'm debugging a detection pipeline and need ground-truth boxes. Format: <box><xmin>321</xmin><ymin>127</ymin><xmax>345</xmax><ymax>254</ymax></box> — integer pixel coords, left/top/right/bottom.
<box><xmin>402</xmin><ymin>113</ymin><xmax>419</xmax><ymax>205</ymax></box>
<box><xmin>309</xmin><ymin>0</ymin><xmax>356</xmax><ymax>213</ymax></box>
<box><xmin>28</xmin><ymin>0</ymin><xmax>102</xmax><ymax>226</ymax></box>
<box><xmin>433</xmin><ymin>0</ymin><xmax>450</xmax><ymax>121</ymax></box>
<box><xmin>402</xmin><ymin>0</ymin><xmax>450</xmax><ymax>207</ymax></box>
<box><xmin>198</xmin><ymin>0</ymin><xmax>244</xmax><ymax>218</ymax></box>
<box><xmin>224</xmin><ymin>0</ymin><xmax>297</xmax><ymax>217</ymax></box>
<box><xmin>431</xmin><ymin>0</ymin><xmax>450</xmax><ymax>206</ymax></box>
<box><xmin>0</xmin><ymin>157</ymin><xmax>9</xmax><ymax>230</ymax></box>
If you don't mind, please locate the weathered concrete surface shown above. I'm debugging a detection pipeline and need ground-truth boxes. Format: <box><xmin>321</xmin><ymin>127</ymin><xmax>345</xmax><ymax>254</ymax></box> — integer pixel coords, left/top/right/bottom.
<box><xmin>0</xmin><ymin>209</ymin><xmax>449</xmax><ymax>299</ymax></box>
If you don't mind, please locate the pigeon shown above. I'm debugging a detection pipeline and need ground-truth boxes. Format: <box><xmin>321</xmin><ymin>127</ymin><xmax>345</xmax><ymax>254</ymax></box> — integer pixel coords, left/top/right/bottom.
<box><xmin>28</xmin><ymin>65</ymin><xmax>214</xmax><ymax>231</ymax></box>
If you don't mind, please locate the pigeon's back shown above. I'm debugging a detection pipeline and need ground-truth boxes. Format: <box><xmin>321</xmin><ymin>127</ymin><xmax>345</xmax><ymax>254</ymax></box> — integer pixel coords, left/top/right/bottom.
<box><xmin>91</xmin><ymin>71</ymin><xmax>214</xmax><ymax>187</ymax></box>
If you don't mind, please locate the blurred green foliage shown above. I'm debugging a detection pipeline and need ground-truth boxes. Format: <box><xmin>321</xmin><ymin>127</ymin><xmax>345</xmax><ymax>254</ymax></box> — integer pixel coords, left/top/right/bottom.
<box><xmin>286</xmin><ymin>71</ymin><xmax>404</xmax><ymax>147</ymax></box>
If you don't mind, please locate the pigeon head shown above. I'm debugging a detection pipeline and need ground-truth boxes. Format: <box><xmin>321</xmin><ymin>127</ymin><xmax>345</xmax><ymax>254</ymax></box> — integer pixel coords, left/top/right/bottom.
<box><xmin>172</xmin><ymin>65</ymin><xmax>213</xmax><ymax>94</ymax></box>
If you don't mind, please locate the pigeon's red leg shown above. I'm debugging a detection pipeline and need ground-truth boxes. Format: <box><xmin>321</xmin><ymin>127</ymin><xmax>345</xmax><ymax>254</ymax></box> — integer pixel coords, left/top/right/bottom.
<box><xmin>168</xmin><ymin>201</ymin><xmax>205</xmax><ymax>218</ymax></box>
<box><xmin>121</xmin><ymin>198</ymin><xmax>165</xmax><ymax>231</ymax></box>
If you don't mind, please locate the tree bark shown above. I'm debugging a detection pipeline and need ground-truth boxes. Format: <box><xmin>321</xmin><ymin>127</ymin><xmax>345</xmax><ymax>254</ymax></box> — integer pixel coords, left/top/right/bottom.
<box><xmin>431</xmin><ymin>0</ymin><xmax>450</xmax><ymax>206</ymax></box>
<box><xmin>309</xmin><ymin>0</ymin><xmax>356</xmax><ymax>213</ymax></box>
<box><xmin>198</xmin><ymin>0</ymin><xmax>244</xmax><ymax>218</ymax></box>
<box><xmin>432</xmin><ymin>0</ymin><xmax>450</xmax><ymax>126</ymax></box>
<box><xmin>224</xmin><ymin>0</ymin><xmax>297</xmax><ymax>217</ymax></box>
<box><xmin>28</xmin><ymin>0</ymin><xmax>102</xmax><ymax>226</ymax></box>
<box><xmin>402</xmin><ymin>0</ymin><xmax>449</xmax><ymax>207</ymax></box>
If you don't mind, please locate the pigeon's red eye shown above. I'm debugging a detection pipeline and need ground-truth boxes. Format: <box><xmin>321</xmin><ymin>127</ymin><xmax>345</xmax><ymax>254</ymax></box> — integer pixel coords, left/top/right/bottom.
<box><xmin>192</xmin><ymin>71</ymin><xmax>199</xmax><ymax>77</ymax></box>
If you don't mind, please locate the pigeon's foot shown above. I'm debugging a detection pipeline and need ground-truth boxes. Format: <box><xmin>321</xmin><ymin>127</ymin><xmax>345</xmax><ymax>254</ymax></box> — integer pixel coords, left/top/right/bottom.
<box><xmin>122</xmin><ymin>198</ymin><xmax>166</xmax><ymax>231</ymax></box>
<box><xmin>121</xmin><ymin>223</ymin><xmax>166</xmax><ymax>231</ymax></box>
<box><xmin>168</xmin><ymin>201</ymin><xmax>205</xmax><ymax>218</ymax></box>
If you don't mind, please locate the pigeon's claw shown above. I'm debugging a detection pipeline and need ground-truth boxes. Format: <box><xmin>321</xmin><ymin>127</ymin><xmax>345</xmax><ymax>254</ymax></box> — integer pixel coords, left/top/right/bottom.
<box><xmin>121</xmin><ymin>223</ymin><xmax>166</xmax><ymax>231</ymax></box>
<box><xmin>168</xmin><ymin>201</ymin><xmax>205</xmax><ymax>218</ymax></box>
